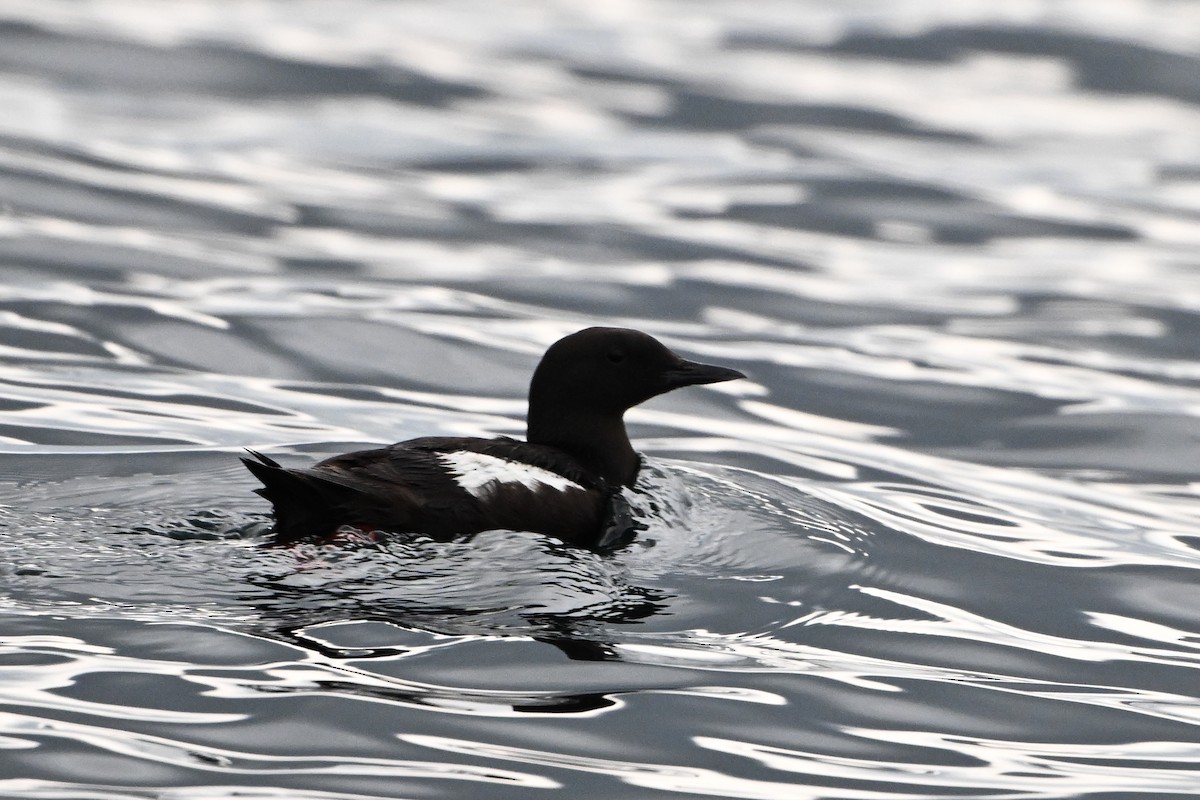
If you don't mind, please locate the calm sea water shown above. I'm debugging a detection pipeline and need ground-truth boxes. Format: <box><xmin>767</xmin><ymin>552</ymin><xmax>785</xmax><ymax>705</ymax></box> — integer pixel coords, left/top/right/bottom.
<box><xmin>2</xmin><ymin>2</ymin><xmax>1200</xmax><ymax>798</ymax></box>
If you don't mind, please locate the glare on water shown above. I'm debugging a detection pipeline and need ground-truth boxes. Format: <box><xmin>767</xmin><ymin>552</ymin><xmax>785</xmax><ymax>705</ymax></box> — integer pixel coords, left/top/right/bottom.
<box><xmin>1</xmin><ymin>1</ymin><xmax>1199</xmax><ymax>798</ymax></box>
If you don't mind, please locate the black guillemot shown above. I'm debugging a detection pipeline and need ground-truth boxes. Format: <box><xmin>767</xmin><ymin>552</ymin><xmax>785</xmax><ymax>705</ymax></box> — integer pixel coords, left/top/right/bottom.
<box><xmin>242</xmin><ymin>327</ymin><xmax>745</xmax><ymax>548</ymax></box>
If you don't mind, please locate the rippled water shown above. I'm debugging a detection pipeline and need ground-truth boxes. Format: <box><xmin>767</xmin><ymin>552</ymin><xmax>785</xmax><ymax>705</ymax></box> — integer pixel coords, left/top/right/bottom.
<box><xmin>2</xmin><ymin>1</ymin><xmax>1200</xmax><ymax>798</ymax></box>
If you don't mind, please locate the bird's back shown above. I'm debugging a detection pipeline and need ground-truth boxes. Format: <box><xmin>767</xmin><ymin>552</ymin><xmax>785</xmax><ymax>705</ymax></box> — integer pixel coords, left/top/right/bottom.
<box><xmin>243</xmin><ymin>436</ymin><xmax>613</xmax><ymax>546</ymax></box>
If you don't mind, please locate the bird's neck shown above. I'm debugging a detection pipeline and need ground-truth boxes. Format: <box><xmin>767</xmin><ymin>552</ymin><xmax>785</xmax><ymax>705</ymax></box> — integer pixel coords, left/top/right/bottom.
<box><xmin>526</xmin><ymin>408</ymin><xmax>639</xmax><ymax>487</ymax></box>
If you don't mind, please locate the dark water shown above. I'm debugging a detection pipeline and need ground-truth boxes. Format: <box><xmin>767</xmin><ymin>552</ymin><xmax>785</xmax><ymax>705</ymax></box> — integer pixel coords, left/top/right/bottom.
<box><xmin>2</xmin><ymin>2</ymin><xmax>1200</xmax><ymax>798</ymax></box>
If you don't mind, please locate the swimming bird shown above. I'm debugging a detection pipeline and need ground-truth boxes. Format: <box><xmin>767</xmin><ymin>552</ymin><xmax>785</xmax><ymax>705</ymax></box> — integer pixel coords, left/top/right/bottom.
<box><xmin>242</xmin><ymin>327</ymin><xmax>745</xmax><ymax>548</ymax></box>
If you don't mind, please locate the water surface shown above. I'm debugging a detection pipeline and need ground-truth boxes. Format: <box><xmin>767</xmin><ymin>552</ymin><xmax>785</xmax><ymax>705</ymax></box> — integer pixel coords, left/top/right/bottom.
<box><xmin>1</xmin><ymin>1</ymin><xmax>1200</xmax><ymax>798</ymax></box>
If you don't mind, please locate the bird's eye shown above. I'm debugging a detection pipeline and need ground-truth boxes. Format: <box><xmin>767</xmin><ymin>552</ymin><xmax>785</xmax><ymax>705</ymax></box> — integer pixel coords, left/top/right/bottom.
<box><xmin>607</xmin><ymin>349</ymin><xmax>626</xmax><ymax>364</ymax></box>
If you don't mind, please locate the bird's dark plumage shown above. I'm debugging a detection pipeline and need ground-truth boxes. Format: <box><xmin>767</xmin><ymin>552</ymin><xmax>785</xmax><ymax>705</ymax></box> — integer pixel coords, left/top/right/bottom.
<box><xmin>242</xmin><ymin>327</ymin><xmax>745</xmax><ymax>548</ymax></box>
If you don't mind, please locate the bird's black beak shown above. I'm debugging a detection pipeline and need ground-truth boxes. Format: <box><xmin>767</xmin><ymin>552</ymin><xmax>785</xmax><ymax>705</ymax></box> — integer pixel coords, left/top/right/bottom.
<box><xmin>664</xmin><ymin>358</ymin><xmax>746</xmax><ymax>389</ymax></box>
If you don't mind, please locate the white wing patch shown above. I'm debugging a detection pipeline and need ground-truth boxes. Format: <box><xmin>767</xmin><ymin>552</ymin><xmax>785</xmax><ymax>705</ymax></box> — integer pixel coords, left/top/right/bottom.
<box><xmin>439</xmin><ymin>451</ymin><xmax>583</xmax><ymax>499</ymax></box>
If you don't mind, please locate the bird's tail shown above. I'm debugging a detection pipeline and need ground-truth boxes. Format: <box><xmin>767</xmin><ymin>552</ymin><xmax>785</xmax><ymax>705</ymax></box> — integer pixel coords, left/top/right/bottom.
<box><xmin>240</xmin><ymin>449</ymin><xmax>359</xmax><ymax>544</ymax></box>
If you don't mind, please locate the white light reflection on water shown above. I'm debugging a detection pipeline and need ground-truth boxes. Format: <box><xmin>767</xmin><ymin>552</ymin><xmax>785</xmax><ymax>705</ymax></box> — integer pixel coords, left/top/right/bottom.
<box><xmin>697</xmin><ymin>733</ymin><xmax>1200</xmax><ymax>798</ymax></box>
<box><xmin>2</xmin><ymin>0</ymin><xmax>1200</xmax><ymax>797</ymax></box>
<box><xmin>0</xmin><ymin>713</ymin><xmax>558</xmax><ymax>787</ymax></box>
